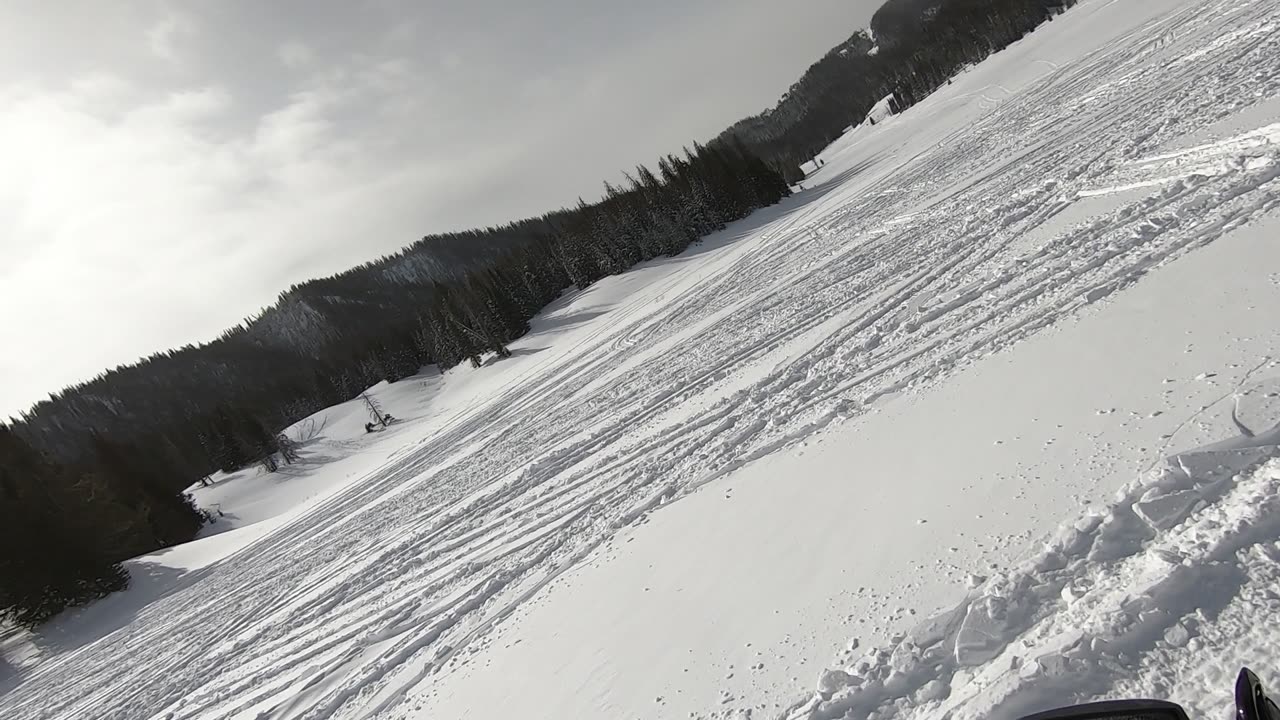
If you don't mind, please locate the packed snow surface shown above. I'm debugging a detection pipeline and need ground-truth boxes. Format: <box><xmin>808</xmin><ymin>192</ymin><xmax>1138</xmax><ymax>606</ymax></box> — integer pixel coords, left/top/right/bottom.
<box><xmin>3</xmin><ymin>0</ymin><xmax>1280</xmax><ymax>718</ymax></box>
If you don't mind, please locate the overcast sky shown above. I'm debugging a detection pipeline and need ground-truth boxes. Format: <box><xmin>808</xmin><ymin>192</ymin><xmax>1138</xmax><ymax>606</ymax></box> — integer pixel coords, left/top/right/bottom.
<box><xmin>0</xmin><ymin>0</ymin><xmax>879</xmax><ymax>418</ymax></box>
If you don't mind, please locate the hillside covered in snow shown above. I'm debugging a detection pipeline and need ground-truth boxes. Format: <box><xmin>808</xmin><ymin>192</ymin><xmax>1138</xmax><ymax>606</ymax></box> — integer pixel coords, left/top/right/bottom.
<box><xmin>3</xmin><ymin>0</ymin><xmax>1084</xmax><ymax>634</ymax></box>
<box><xmin>4</xmin><ymin>0</ymin><xmax>1280</xmax><ymax>719</ymax></box>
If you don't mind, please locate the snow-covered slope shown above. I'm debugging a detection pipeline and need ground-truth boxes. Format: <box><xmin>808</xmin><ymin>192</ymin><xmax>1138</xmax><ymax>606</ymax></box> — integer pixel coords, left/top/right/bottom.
<box><xmin>3</xmin><ymin>0</ymin><xmax>1279</xmax><ymax>718</ymax></box>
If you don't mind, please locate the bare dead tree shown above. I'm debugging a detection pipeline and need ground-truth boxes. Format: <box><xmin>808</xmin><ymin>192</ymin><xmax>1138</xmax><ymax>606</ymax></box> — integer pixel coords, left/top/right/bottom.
<box><xmin>361</xmin><ymin>392</ymin><xmax>389</xmax><ymax>429</ymax></box>
<box><xmin>277</xmin><ymin>434</ymin><xmax>301</xmax><ymax>464</ymax></box>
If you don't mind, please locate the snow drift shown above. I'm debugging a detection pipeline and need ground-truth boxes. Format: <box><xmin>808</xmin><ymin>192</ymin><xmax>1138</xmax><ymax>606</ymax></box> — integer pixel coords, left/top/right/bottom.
<box><xmin>791</xmin><ymin>373</ymin><xmax>1280</xmax><ymax>720</ymax></box>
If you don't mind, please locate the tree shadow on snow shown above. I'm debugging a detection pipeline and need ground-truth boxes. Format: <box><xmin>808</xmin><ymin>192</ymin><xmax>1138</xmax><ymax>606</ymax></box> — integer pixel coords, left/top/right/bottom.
<box><xmin>530</xmin><ymin>310</ymin><xmax>612</xmax><ymax>334</ymax></box>
<box><xmin>482</xmin><ymin>346</ymin><xmax>548</xmax><ymax>367</ymax></box>
<box><xmin>26</xmin><ymin>561</ymin><xmax>212</xmax><ymax>657</ymax></box>
<box><xmin>271</xmin><ymin>451</ymin><xmax>343</xmax><ymax>478</ymax></box>
<box><xmin>0</xmin><ymin>644</ymin><xmax>20</xmax><ymax>695</ymax></box>
<box><xmin>195</xmin><ymin>511</ymin><xmax>244</xmax><ymax>538</ymax></box>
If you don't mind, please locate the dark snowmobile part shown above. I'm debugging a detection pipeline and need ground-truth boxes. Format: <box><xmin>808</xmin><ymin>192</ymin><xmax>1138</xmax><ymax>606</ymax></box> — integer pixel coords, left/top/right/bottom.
<box><xmin>1018</xmin><ymin>668</ymin><xmax>1276</xmax><ymax>720</ymax></box>
<box><xmin>1021</xmin><ymin>699</ymin><xmax>1190</xmax><ymax>720</ymax></box>
<box><xmin>1237</xmin><ymin>668</ymin><xmax>1280</xmax><ymax>720</ymax></box>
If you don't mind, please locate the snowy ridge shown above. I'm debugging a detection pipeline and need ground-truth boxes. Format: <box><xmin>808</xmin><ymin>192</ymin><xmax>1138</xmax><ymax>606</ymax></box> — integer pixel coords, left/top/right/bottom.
<box><xmin>246</xmin><ymin>295</ymin><xmax>339</xmax><ymax>351</ymax></box>
<box><xmin>3</xmin><ymin>0</ymin><xmax>1279</xmax><ymax>718</ymax></box>
<box><xmin>786</xmin><ymin>373</ymin><xmax>1280</xmax><ymax>720</ymax></box>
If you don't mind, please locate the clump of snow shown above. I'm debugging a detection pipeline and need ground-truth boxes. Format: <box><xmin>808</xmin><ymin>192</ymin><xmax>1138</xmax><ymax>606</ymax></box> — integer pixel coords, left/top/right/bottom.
<box><xmin>789</xmin><ymin>423</ymin><xmax>1280</xmax><ymax>720</ymax></box>
<box><xmin>862</xmin><ymin>94</ymin><xmax>895</xmax><ymax>127</ymax></box>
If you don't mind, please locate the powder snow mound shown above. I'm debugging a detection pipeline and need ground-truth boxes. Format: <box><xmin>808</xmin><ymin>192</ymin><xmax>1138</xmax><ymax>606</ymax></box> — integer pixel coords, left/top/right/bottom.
<box><xmin>790</xmin><ymin>386</ymin><xmax>1280</xmax><ymax>720</ymax></box>
<box><xmin>863</xmin><ymin>95</ymin><xmax>895</xmax><ymax>127</ymax></box>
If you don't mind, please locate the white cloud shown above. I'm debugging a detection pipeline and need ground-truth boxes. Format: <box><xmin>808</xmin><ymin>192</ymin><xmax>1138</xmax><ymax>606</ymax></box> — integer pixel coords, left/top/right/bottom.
<box><xmin>146</xmin><ymin>12</ymin><xmax>194</xmax><ymax>63</ymax></box>
<box><xmin>0</xmin><ymin>41</ymin><xmax>468</xmax><ymax>411</ymax></box>
<box><xmin>0</xmin><ymin>52</ymin><xmax>513</xmax><ymax>416</ymax></box>
<box><xmin>0</xmin><ymin>0</ymin><xmax>884</xmax><ymax>417</ymax></box>
<box><xmin>277</xmin><ymin>41</ymin><xmax>314</xmax><ymax>70</ymax></box>
<box><xmin>67</xmin><ymin>71</ymin><xmax>137</xmax><ymax>108</ymax></box>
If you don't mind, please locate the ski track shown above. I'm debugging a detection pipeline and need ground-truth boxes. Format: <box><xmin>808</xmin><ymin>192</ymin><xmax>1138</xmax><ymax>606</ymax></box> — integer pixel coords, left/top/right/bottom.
<box><xmin>4</xmin><ymin>1</ymin><xmax>1280</xmax><ymax>719</ymax></box>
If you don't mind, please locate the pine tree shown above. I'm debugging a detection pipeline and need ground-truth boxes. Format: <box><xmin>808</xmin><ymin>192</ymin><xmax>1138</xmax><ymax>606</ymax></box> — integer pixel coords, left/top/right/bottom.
<box><xmin>0</xmin><ymin>426</ymin><xmax>129</xmax><ymax>628</ymax></box>
<box><xmin>361</xmin><ymin>392</ymin><xmax>389</xmax><ymax>429</ymax></box>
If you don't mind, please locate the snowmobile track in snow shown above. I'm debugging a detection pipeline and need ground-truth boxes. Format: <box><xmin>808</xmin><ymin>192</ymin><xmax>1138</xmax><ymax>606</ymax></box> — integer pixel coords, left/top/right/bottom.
<box><xmin>4</xmin><ymin>1</ymin><xmax>1280</xmax><ymax>719</ymax></box>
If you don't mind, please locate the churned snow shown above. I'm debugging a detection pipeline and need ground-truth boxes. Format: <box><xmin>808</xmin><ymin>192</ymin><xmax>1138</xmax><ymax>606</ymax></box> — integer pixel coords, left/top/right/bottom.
<box><xmin>3</xmin><ymin>0</ymin><xmax>1280</xmax><ymax>719</ymax></box>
